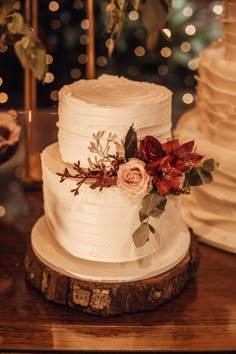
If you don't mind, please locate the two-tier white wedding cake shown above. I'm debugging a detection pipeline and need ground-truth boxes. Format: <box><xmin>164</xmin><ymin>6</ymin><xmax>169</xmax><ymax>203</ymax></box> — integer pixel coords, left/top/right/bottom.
<box><xmin>176</xmin><ymin>0</ymin><xmax>236</xmax><ymax>253</ymax></box>
<box><xmin>31</xmin><ymin>74</ymin><xmax>199</xmax><ymax>282</ymax></box>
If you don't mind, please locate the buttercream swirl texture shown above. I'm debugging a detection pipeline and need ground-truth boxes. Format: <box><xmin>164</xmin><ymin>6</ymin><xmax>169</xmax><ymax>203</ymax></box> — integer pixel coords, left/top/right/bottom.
<box><xmin>58</xmin><ymin>75</ymin><xmax>172</xmax><ymax>165</ymax></box>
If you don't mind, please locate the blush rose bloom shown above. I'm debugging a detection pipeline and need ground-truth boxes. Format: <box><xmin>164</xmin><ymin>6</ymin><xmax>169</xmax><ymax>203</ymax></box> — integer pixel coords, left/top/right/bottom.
<box><xmin>117</xmin><ymin>158</ymin><xmax>151</xmax><ymax>196</ymax></box>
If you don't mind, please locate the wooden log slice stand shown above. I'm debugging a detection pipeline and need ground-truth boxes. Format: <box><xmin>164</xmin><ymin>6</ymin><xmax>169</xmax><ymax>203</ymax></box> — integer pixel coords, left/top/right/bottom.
<box><xmin>24</xmin><ymin>235</ymin><xmax>200</xmax><ymax>317</ymax></box>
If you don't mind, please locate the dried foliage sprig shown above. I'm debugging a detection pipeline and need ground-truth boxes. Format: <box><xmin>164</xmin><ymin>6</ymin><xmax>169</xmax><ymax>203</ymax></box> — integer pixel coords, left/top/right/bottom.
<box><xmin>106</xmin><ymin>0</ymin><xmax>172</xmax><ymax>55</ymax></box>
<box><xmin>0</xmin><ymin>0</ymin><xmax>47</xmax><ymax>81</ymax></box>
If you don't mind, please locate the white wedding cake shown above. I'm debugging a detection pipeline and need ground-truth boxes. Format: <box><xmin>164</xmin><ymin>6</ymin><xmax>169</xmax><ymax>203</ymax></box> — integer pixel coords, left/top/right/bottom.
<box><xmin>176</xmin><ymin>0</ymin><xmax>236</xmax><ymax>253</ymax></box>
<box><xmin>32</xmin><ymin>74</ymin><xmax>195</xmax><ymax>282</ymax></box>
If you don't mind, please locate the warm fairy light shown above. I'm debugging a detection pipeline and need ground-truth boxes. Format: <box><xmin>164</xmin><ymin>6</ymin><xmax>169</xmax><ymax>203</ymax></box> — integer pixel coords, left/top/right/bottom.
<box><xmin>70</xmin><ymin>68</ymin><xmax>81</xmax><ymax>79</ymax></box>
<box><xmin>0</xmin><ymin>92</ymin><xmax>8</xmax><ymax>103</ymax></box>
<box><xmin>182</xmin><ymin>93</ymin><xmax>194</xmax><ymax>104</ymax></box>
<box><xmin>185</xmin><ymin>24</ymin><xmax>196</xmax><ymax>36</ymax></box>
<box><xmin>128</xmin><ymin>10</ymin><xmax>139</xmax><ymax>21</ymax></box>
<box><xmin>180</xmin><ymin>42</ymin><xmax>191</xmax><ymax>52</ymax></box>
<box><xmin>188</xmin><ymin>58</ymin><xmax>199</xmax><ymax>70</ymax></box>
<box><xmin>46</xmin><ymin>54</ymin><xmax>53</xmax><ymax>65</ymax></box>
<box><xmin>213</xmin><ymin>4</ymin><xmax>223</xmax><ymax>15</ymax></box>
<box><xmin>78</xmin><ymin>53</ymin><xmax>88</xmax><ymax>64</ymax></box>
<box><xmin>49</xmin><ymin>1</ymin><xmax>59</xmax><ymax>12</ymax></box>
<box><xmin>14</xmin><ymin>166</ymin><xmax>25</xmax><ymax>178</ymax></box>
<box><xmin>127</xmin><ymin>66</ymin><xmax>138</xmax><ymax>76</ymax></box>
<box><xmin>0</xmin><ymin>205</ymin><xmax>6</xmax><ymax>217</ymax></box>
<box><xmin>160</xmin><ymin>47</ymin><xmax>172</xmax><ymax>58</ymax></box>
<box><xmin>134</xmin><ymin>46</ymin><xmax>145</xmax><ymax>57</ymax></box>
<box><xmin>158</xmin><ymin>65</ymin><xmax>168</xmax><ymax>76</ymax></box>
<box><xmin>44</xmin><ymin>72</ymin><xmax>54</xmax><ymax>83</ymax></box>
<box><xmin>162</xmin><ymin>28</ymin><xmax>171</xmax><ymax>38</ymax></box>
<box><xmin>0</xmin><ymin>77</ymin><xmax>2</xmax><ymax>86</ymax></box>
<box><xmin>50</xmin><ymin>90</ymin><xmax>59</xmax><ymax>101</ymax></box>
<box><xmin>80</xmin><ymin>34</ymin><xmax>89</xmax><ymax>45</ymax></box>
<box><xmin>50</xmin><ymin>19</ymin><xmax>61</xmax><ymax>30</ymax></box>
<box><xmin>96</xmin><ymin>56</ymin><xmax>107</xmax><ymax>67</ymax></box>
<box><xmin>74</xmin><ymin>0</ymin><xmax>84</xmax><ymax>9</ymax></box>
<box><xmin>183</xmin><ymin>7</ymin><xmax>193</xmax><ymax>17</ymax></box>
<box><xmin>81</xmin><ymin>19</ymin><xmax>89</xmax><ymax>30</ymax></box>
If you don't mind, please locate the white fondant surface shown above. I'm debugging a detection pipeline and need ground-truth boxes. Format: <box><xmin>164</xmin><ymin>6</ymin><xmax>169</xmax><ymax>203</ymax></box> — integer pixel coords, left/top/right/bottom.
<box><xmin>58</xmin><ymin>75</ymin><xmax>172</xmax><ymax>165</ymax></box>
<box><xmin>31</xmin><ymin>215</ymin><xmax>191</xmax><ymax>282</ymax></box>
<box><xmin>41</xmin><ymin>143</ymin><xmax>189</xmax><ymax>262</ymax></box>
<box><xmin>176</xmin><ymin>110</ymin><xmax>236</xmax><ymax>254</ymax></box>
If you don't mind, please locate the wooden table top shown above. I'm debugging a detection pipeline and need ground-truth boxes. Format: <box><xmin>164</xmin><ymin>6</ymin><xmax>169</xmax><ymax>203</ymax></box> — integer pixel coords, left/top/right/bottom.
<box><xmin>0</xmin><ymin>146</ymin><xmax>236</xmax><ymax>352</ymax></box>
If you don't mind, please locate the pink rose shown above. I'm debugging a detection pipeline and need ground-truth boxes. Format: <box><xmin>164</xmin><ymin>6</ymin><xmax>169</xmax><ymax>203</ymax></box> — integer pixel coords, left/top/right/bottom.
<box><xmin>117</xmin><ymin>158</ymin><xmax>151</xmax><ymax>196</ymax></box>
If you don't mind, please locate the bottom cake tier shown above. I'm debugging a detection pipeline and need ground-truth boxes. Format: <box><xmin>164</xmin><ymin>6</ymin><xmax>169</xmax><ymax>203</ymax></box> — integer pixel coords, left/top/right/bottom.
<box><xmin>176</xmin><ymin>109</ymin><xmax>236</xmax><ymax>254</ymax></box>
<box><xmin>31</xmin><ymin>215</ymin><xmax>190</xmax><ymax>282</ymax></box>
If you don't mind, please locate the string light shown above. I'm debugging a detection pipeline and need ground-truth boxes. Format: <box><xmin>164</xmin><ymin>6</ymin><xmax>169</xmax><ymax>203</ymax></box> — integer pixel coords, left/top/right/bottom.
<box><xmin>183</xmin><ymin>7</ymin><xmax>193</xmax><ymax>17</ymax></box>
<box><xmin>160</xmin><ymin>47</ymin><xmax>172</xmax><ymax>58</ymax></box>
<box><xmin>73</xmin><ymin>0</ymin><xmax>84</xmax><ymax>10</ymax></box>
<box><xmin>81</xmin><ymin>19</ymin><xmax>89</xmax><ymax>30</ymax></box>
<box><xmin>80</xmin><ymin>34</ymin><xmax>89</xmax><ymax>45</ymax></box>
<box><xmin>185</xmin><ymin>24</ymin><xmax>196</xmax><ymax>36</ymax></box>
<box><xmin>213</xmin><ymin>4</ymin><xmax>224</xmax><ymax>15</ymax></box>
<box><xmin>44</xmin><ymin>72</ymin><xmax>55</xmax><ymax>83</ymax></box>
<box><xmin>128</xmin><ymin>10</ymin><xmax>139</xmax><ymax>21</ymax></box>
<box><xmin>162</xmin><ymin>28</ymin><xmax>171</xmax><ymax>38</ymax></box>
<box><xmin>96</xmin><ymin>56</ymin><xmax>107</xmax><ymax>67</ymax></box>
<box><xmin>50</xmin><ymin>90</ymin><xmax>59</xmax><ymax>101</ymax></box>
<box><xmin>0</xmin><ymin>93</ymin><xmax>8</xmax><ymax>103</ymax></box>
<box><xmin>180</xmin><ymin>42</ymin><xmax>191</xmax><ymax>52</ymax></box>
<box><xmin>78</xmin><ymin>53</ymin><xmax>88</xmax><ymax>64</ymax></box>
<box><xmin>70</xmin><ymin>68</ymin><xmax>81</xmax><ymax>79</ymax></box>
<box><xmin>188</xmin><ymin>58</ymin><xmax>199</xmax><ymax>70</ymax></box>
<box><xmin>0</xmin><ymin>205</ymin><xmax>6</xmax><ymax>217</ymax></box>
<box><xmin>0</xmin><ymin>77</ymin><xmax>3</xmax><ymax>86</ymax></box>
<box><xmin>46</xmin><ymin>54</ymin><xmax>54</xmax><ymax>65</ymax></box>
<box><xmin>182</xmin><ymin>93</ymin><xmax>194</xmax><ymax>104</ymax></box>
<box><xmin>134</xmin><ymin>46</ymin><xmax>145</xmax><ymax>57</ymax></box>
<box><xmin>49</xmin><ymin>1</ymin><xmax>59</xmax><ymax>12</ymax></box>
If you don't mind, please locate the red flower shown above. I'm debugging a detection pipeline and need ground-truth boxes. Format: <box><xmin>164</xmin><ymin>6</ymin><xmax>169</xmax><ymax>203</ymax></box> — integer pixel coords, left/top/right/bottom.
<box><xmin>162</xmin><ymin>139</ymin><xmax>203</xmax><ymax>172</ymax></box>
<box><xmin>145</xmin><ymin>156</ymin><xmax>183</xmax><ymax>195</ymax></box>
<box><xmin>139</xmin><ymin>136</ymin><xmax>164</xmax><ymax>162</ymax></box>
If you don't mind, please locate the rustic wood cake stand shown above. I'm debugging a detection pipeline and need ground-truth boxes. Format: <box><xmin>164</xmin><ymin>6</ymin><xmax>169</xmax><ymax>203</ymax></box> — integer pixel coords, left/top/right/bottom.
<box><xmin>24</xmin><ymin>235</ymin><xmax>200</xmax><ymax>317</ymax></box>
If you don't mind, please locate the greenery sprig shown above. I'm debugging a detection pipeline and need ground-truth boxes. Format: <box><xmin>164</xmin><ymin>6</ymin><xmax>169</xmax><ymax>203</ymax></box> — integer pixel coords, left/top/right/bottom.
<box><xmin>0</xmin><ymin>0</ymin><xmax>47</xmax><ymax>81</ymax></box>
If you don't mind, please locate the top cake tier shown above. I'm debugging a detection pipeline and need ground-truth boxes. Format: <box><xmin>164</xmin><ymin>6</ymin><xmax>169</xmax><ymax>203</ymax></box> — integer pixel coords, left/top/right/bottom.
<box><xmin>57</xmin><ymin>75</ymin><xmax>172</xmax><ymax>165</ymax></box>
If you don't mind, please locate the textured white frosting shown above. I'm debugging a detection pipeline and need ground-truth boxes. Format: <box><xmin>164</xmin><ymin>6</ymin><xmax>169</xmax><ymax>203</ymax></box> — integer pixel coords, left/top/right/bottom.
<box><xmin>176</xmin><ymin>111</ymin><xmax>236</xmax><ymax>253</ymax></box>
<box><xmin>41</xmin><ymin>143</ymin><xmax>187</xmax><ymax>263</ymax></box>
<box><xmin>58</xmin><ymin>74</ymin><xmax>172</xmax><ymax>165</ymax></box>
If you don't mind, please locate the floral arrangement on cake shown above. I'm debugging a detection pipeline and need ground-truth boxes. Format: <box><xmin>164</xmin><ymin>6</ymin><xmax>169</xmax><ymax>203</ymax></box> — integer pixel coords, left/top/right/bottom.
<box><xmin>58</xmin><ymin>126</ymin><xmax>217</xmax><ymax>247</ymax></box>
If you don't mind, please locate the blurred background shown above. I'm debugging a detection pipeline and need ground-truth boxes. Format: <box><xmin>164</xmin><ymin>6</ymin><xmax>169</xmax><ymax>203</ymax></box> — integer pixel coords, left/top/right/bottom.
<box><xmin>0</xmin><ymin>0</ymin><xmax>222</xmax><ymax>123</ymax></box>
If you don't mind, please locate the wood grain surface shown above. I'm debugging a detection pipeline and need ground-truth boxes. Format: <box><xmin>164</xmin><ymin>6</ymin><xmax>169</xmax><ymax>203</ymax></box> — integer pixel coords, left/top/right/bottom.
<box><xmin>0</xmin><ymin>145</ymin><xmax>236</xmax><ymax>352</ymax></box>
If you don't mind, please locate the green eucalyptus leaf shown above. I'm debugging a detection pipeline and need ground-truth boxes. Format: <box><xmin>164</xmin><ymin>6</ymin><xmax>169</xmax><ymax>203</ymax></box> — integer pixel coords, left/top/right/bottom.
<box><xmin>203</xmin><ymin>159</ymin><xmax>219</xmax><ymax>172</ymax></box>
<box><xmin>7</xmin><ymin>12</ymin><xmax>24</xmax><ymax>34</ymax></box>
<box><xmin>139</xmin><ymin>0</ymin><xmax>171</xmax><ymax>51</ymax></box>
<box><xmin>124</xmin><ymin>124</ymin><xmax>137</xmax><ymax>159</ymax></box>
<box><xmin>187</xmin><ymin>166</ymin><xmax>213</xmax><ymax>186</ymax></box>
<box><xmin>14</xmin><ymin>35</ymin><xmax>47</xmax><ymax>81</ymax></box>
<box><xmin>148</xmin><ymin>223</ymin><xmax>155</xmax><ymax>234</ymax></box>
<box><xmin>142</xmin><ymin>192</ymin><xmax>164</xmax><ymax>215</ymax></box>
<box><xmin>132</xmin><ymin>222</ymin><xmax>149</xmax><ymax>248</ymax></box>
<box><xmin>149</xmin><ymin>197</ymin><xmax>167</xmax><ymax>217</ymax></box>
<box><xmin>139</xmin><ymin>209</ymin><xmax>148</xmax><ymax>222</ymax></box>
